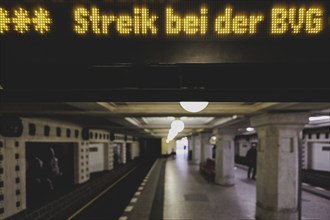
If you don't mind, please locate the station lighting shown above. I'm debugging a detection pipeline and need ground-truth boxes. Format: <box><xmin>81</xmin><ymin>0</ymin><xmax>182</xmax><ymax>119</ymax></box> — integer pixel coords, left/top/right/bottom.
<box><xmin>246</xmin><ymin>127</ymin><xmax>255</xmax><ymax>132</ymax></box>
<box><xmin>171</xmin><ymin>119</ymin><xmax>185</xmax><ymax>132</ymax></box>
<box><xmin>179</xmin><ymin>102</ymin><xmax>209</xmax><ymax>113</ymax></box>
<box><xmin>167</xmin><ymin>128</ymin><xmax>178</xmax><ymax>142</ymax></box>
<box><xmin>167</xmin><ymin>119</ymin><xmax>184</xmax><ymax>142</ymax></box>
<box><xmin>309</xmin><ymin>116</ymin><xmax>330</xmax><ymax>121</ymax></box>
<box><xmin>209</xmin><ymin>135</ymin><xmax>217</xmax><ymax>145</ymax></box>
<box><xmin>125</xmin><ymin>117</ymin><xmax>140</xmax><ymax>126</ymax></box>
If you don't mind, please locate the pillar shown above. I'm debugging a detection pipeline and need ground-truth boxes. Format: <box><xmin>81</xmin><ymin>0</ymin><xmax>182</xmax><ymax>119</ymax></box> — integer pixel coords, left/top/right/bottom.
<box><xmin>74</xmin><ymin>141</ymin><xmax>90</xmax><ymax>184</ymax></box>
<box><xmin>200</xmin><ymin>133</ymin><xmax>206</xmax><ymax>163</ymax></box>
<box><xmin>104</xmin><ymin>142</ymin><xmax>114</xmax><ymax>171</ymax></box>
<box><xmin>0</xmin><ymin>138</ymin><xmax>26</xmax><ymax>219</ymax></box>
<box><xmin>214</xmin><ymin>128</ymin><xmax>236</xmax><ymax>186</ymax></box>
<box><xmin>131</xmin><ymin>141</ymin><xmax>140</xmax><ymax>159</ymax></box>
<box><xmin>201</xmin><ymin>133</ymin><xmax>213</xmax><ymax>162</ymax></box>
<box><xmin>161</xmin><ymin>138</ymin><xmax>168</xmax><ymax>155</ymax></box>
<box><xmin>192</xmin><ymin>135</ymin><xmax>200</xmax><ymax>164</ymax></box>
<box><xmin>120</xmin><ymin>143</ymin><xmax>126</xmax><ymax>164</ymax></box>
<box><xmin>251</xmin><ymin>113</ymin><xmax>308</xmax><ymax>220</ymax></box>
<box><xmin>188</xmin><ymin>137</ymin><xmax>193</xmax><ymax>160</ymax></box>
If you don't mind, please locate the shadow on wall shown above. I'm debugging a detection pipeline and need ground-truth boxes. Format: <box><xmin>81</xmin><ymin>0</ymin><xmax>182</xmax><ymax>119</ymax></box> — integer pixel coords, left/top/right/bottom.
<box><xmin>26</xmin><ymin>142</ymin><xmax>74</xmax><ymax>211</ymax></box>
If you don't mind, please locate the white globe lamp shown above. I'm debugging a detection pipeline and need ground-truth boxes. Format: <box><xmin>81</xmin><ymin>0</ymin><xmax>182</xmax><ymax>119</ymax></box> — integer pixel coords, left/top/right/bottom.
<box><xmin>167</xmin><ymin>128</ymin><xmax>178</xmax><ymax>141</ymax></box>
<box><xmin>180</xmin><ymin>102</ymin><xmax>209</xmax><ymax>113</ymax></box>
<box><xmin>171</xmin><ymin>120</ymin><xmax>185</xmax><ymax>132</ymax></box>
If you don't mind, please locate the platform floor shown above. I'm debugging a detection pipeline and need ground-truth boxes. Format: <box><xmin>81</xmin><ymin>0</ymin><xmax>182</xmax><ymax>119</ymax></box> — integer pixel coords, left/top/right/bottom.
<box><xmin>163</xmin><ymin>150</ymin><xmax>330</xmax><ymax>220</ymax></box>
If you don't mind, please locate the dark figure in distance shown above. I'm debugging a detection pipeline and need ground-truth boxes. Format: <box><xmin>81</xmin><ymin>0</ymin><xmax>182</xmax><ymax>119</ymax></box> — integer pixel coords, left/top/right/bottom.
<box><xmin>44</xmin><ymin>147</ymin><xmax>63</xmax><ymax>191</ymax></box>
<box><xmin>246</xmin><ymin>143</ymin><xmax>257</xmax><ymax>180</ymax></box>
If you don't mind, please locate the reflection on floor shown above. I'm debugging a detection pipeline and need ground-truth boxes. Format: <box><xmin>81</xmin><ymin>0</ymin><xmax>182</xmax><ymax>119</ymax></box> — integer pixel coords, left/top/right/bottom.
<box><xmin>163</xmin><ymin>150</ymin><xmax>330</xmax><ymax>220</ymax></box>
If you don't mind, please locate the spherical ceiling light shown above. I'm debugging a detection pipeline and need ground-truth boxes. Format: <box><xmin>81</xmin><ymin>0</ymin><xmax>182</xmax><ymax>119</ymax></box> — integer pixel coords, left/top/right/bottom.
<box><xmin>167</xmin><ymin>128</ymin><xmax>178</xmax><ymax>141</ymax></box>
<box><xmin>171</xmin><ymin>119</ymin><xmax>185</xmax><ymax>132</ymax></box>
<box><xmin>180</xmin><ymin>102</ymin><xmax>209</xmax><ymax>113</ymax></box>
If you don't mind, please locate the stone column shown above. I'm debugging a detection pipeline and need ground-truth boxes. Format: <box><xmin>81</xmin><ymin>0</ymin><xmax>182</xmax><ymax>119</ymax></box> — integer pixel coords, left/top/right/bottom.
<box><xmin>74</xmin><ymin>141</ymin><xmax>89</xmax><ymax>184</ymax></box>
<box><xmin>203</xmin><ymin>133</ymin><xmax>213</xmax><ymax>161</ymax></box>
<box><xmin>251</xmin><ymin>113</ymin><xmax>308</xmax><ymax>220</ymax></box>
<box><xmin>131</xmin><ymin>141</ymin><xmax>140</xmax><ymax>159</ymax></box>
<box><xmin>214</xmin><ymin>128</ymin><xmax>236</xmax><ymax>186</ymax></box>
<box><xmin>188</xmin><ymin>137</ymin><xmax>193</xmax><ymax>160</ymax></box>
<box><xmin>0</xmin><ymin>138</ymin><xmax>26</xmax><ymax>219</ymax></box>
<box><xmin>120</xmin><ymin>143</ymin><xmax>126</xmax><ymax>164</ymax></box>
<box><xmin>192</xmin><ymin>135</ymin><xmax>200</xmax><ymax>164</ymax></box>
<box><xmin>200</xmin><ymin>133</ymin><xmax>206</xmax><ymax>163</ymax></box>
<box><xmin>103</xmin><ymin>142</ymin><xmax>114</xmax><ymax>171</ymax></box>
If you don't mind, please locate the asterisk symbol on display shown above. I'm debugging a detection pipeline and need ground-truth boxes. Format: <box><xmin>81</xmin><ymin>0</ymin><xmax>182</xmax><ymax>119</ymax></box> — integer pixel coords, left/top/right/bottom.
<box><xmin>0</xmin><ymin>8</ymin><xmax>10</xmax><ymax>34</ymax></box>
<box><xmin>12</xmin><ymin>7</ymin><xmax>30</xmax><ymax>33</ymax></box>
<box><xmin>32</xmin><ymin>8</ymin><xmax>52</xmax><ymax>34</ymax></box>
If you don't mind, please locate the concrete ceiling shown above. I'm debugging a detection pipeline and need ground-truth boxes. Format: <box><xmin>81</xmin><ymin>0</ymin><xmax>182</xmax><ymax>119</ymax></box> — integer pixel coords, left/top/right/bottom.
<box><xmin>1</xmin><ymin>102</ymin><xmax>329</xmax><ymax>138</ymax></box>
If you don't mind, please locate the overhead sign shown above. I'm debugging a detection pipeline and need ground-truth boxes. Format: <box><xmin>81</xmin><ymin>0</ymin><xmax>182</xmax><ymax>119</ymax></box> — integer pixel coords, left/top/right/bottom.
<box><xmin>0</xmin><ymin>1</ymin><xmax>329</xmax><ymax>101</ymax></box>
<box><xmin>0</xmin><ymin>0</ymin><xmax>329</xmax><ymax>38</ymax></box>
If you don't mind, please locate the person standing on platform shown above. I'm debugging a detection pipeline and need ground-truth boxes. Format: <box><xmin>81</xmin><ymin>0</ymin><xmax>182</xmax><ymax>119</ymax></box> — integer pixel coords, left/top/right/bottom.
<box><xmin>246</xmin><ymin>143</ymin><xmax>257</xmax><ymax>180</ymax></box>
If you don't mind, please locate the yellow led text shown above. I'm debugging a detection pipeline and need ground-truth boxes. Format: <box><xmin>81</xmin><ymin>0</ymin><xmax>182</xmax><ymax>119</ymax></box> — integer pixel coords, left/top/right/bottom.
<box><xmin>0</xmin><ymin>7</ymin><xmax>52</xmax><ymax>34</ymax></box>
<box><xmin>166</xmin><ymin>8</ymin><xmax>208</xmax><ymax>35</ymax></box>
<box><xmin>0</xmin><ymin>8</ymin><xmax>10</xmax><ymax>33</ymax></box>
<box><xmin>215</xmin><ymin>7</ymin><xmax>264</xmax><ymax>35</ymax></box>
<box><xmin>74</xmin><ymin>7</ymin><xmax>158</xmax><ymax>35</ymax></box>
<box><xmin>271</xmin><ymin>7</ymin><xmax>323</xmax><ymax>34</ymax></box>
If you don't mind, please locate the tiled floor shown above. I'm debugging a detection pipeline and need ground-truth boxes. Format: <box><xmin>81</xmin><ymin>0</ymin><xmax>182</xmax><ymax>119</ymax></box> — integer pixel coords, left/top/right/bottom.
<box><xmin>163</xmin><ymin>150</ymin><xmax>330</xmax><ymax>220</ymax></box>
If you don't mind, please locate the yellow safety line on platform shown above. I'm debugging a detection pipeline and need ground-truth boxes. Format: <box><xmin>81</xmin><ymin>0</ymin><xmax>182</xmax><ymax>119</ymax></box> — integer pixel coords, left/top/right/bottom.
<box><xmin>67</xmin><ymin>167</ymin><xmax>137</xmax><ymax>220</ymax></box>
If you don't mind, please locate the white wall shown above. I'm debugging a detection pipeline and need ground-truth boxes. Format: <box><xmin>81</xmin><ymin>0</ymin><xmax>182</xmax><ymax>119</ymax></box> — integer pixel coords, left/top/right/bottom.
<box><xmin>238</xmin><ymin>140</ymin><xmax>250</xmax><ymax>157</ymax></box>
<box><xmin>303</xmin><ymin>131</ymin><xmax>330</xmax><ymax>170</ymax></box>
<box><xmin>309</xmin><ymin>143</ymin><xmax>330</xmax><ymax>171</ymax></box>
<box><xmin>235</xmin><ymin>139</ymin><xmax>258</xmax><ymax>157</ymax></box>
<box><xmin>0</xmin><ymin>117</ymin><xmax>118</xmax><ymax>219</ymax></box>
<box><xmin>0</xmin><ymin>117</ymin><xmax>86</xmax><ymax>220</ymax></box>
<box><xmin>176</xmin><ymin>138</ymin><xmax>186</xmax><ymax>150</ymax></box>
<box><xmin>88</xmin><ymin>143</ymin><xmax>105</xmax><ymax>173</ymax></box>
<box><xmin>131</xmin><ymin>141</ymin><xmax>140</xmax><ymax>159</ymax></box>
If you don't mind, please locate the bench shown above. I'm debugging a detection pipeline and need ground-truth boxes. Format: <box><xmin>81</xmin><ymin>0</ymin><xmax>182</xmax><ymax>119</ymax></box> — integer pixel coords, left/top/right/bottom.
<box><xmin>199</xmin><ymin>158</ymin><xmax>215</xmax><ymax>181</ymax></box>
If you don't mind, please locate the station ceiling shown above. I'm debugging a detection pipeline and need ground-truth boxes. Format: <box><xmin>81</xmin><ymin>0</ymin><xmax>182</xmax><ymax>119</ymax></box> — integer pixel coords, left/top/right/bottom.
<box><xmin>1</xmin><ymin>102</ymin><xmax>329</xmax><ymax>138</ymax></box>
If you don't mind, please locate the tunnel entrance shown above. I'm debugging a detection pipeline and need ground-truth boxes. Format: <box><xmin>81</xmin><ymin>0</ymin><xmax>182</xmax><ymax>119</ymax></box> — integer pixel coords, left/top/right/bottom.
<box><xmin>25</xmin><ymin>142</ymin><xmax>75</xmax><ymax>211</ymax></box>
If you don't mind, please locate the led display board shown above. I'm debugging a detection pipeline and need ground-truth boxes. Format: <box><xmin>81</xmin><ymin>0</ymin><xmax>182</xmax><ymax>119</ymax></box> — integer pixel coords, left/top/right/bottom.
<box><xmin>0</xmin><ymin>0</ymin><xmax>329</xmax><ymax>37</ymax></box>
<box><xmin>0</xmin><ymin>0</ymin><xmax>329</xmax><ymax>101</ymax></box>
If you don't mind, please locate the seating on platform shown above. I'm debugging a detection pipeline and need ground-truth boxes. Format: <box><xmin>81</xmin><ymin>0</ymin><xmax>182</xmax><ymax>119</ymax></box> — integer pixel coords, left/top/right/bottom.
<box><xmin>199</xmin><ymin>158</ymin><xmax>215</xmax><ymax>180</ymax></box>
